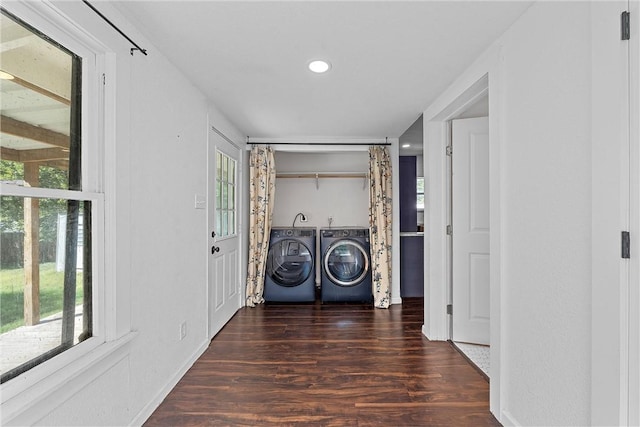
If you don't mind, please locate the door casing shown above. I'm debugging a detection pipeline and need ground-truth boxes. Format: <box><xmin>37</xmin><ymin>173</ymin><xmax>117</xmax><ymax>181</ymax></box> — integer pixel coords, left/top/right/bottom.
<box><xmin>422</xmin><ymin>46</ymin><xmax>504</xmax><ymax>418</ymax></box>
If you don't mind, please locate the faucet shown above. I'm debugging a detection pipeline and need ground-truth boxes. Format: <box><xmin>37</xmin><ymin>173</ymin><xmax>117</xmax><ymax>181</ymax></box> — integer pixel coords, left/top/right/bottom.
<box><xmin>292</xmin><ymin>212</ymin><xmax>307</xmax><ymax>227</ymax></box>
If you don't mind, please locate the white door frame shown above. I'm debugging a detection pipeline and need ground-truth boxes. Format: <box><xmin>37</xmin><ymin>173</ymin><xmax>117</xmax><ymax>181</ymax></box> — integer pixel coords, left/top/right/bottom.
<box><xmin>627</xmin><ymin>0</ymin><xmax>639</xmax><ymax>423</ymax></box>
<box><xmin>422</xmin><ymin>45</ymin><xmax>504</xmax><ymax>418</ymax></box>
<box><xmin>590</xmin><ymin>2</ymin><xmax>639</xmax><ymax>424</ymax></box>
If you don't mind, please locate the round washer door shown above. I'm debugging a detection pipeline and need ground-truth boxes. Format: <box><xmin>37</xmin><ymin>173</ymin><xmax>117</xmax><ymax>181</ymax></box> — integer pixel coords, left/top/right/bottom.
<box><xmin>324</xmin><ymin>240</ymin><xmax>369</xmax><ymax>287</ymax></box>
<box><xmin>266</xmin><ymin>239</ymin><xmax>313</xmax><ymax>287</ymax></box>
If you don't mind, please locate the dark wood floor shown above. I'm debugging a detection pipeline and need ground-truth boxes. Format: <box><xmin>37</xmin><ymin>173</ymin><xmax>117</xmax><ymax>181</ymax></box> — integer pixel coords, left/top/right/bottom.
<box><xmin>145</xmin><ymin>298</ymin><xmax>499</xmax><ymax>426</ymax></box>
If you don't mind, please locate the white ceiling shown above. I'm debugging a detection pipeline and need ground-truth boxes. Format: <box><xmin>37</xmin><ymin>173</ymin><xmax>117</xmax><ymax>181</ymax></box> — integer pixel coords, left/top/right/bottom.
<box><xmin>113</xmin><ymin>1</ymin><xmax>532</xmax><ymax>139</ymax></box>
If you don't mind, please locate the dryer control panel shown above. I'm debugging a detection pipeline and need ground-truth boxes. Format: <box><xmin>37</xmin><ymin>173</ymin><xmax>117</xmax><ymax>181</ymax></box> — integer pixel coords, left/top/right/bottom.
<box><xmin>321</xmin><ymin>228</ymin><xmax>369</xmax><ymax>238</ymax></box>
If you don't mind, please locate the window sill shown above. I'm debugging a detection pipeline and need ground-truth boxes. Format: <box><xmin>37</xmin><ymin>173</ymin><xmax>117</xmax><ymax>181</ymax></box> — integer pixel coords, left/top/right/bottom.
<box><xmin>1</xmin><ymin>331</ymin><xmax>138</xmax><ymax>425</ymax></box>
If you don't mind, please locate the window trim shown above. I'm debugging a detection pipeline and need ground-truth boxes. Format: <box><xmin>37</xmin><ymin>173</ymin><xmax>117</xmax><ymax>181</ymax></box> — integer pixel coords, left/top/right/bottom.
<box><xmin>0</xmin><ymin>191</ymin><xmax>103</xmax><ymax>384</ymax></box>
<box><xmin>215</xmin><ymin>148</ymin><xmax>238</xmax><ymax>240</ymax></box>
<box><xmin>0</xmin><ymin>1</ymin><xmax>126</xmax><ymax>422</ymax></box>
<box><xmin>416</xmin><ymin>176</ymin><xmax>425</xmax><ymax>211</ymax></box>
<box><xmin>1</xmin><ymin>331</ymin><xmax>137</xmax><ymax>424</ymax></box>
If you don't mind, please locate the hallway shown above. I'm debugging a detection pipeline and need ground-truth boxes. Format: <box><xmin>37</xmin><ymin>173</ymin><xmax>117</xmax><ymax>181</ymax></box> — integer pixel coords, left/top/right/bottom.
<box><xmin>145</xmin><ymin>299</ymin><xmax>498</xmax><ymax>426</ymax></box>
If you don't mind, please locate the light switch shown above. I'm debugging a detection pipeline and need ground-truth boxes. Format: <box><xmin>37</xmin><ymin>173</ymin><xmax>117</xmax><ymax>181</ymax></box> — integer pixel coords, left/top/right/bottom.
<box><xmin>194</xmin><ymin>194</ymin><xmax>206</xmax><ymax>209</ymax></box>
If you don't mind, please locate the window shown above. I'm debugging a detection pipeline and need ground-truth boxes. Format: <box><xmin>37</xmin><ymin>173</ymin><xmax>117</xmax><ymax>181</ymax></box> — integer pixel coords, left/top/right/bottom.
<box><xmin>215</xmin><ymin>150</ymin><xmax>236</xmax><ymax>238</ymax></box>
<box><xmin>0</xmin><ymin>8</ymin><xmax>97</xmax><ymax>383</ymax></box>
<box><xmin>417</xmin><ymin>177</ymin><xmax>425</xmax><ymax>210</ymax></box>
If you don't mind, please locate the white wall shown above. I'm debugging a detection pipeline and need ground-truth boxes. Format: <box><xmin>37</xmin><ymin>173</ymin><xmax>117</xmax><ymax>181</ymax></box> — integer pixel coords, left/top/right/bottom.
<box><xmin>1</xmin><ymin>2</ymin><xmax>244</xmax><ymax>426</ymax></box>
<box><xmin>272</xmin><ymin>152</ymin><xmax>370</xmax><ymax>229</ymax></box>
<box><xmin>499</xmin><ymin>3</ymin><xmax>591</xmax><ymax>425</ymax></box>
<box><xmin>423</xmin><ymin>1</ymin><xmax>621</xmax><ymax>425</ymax></box>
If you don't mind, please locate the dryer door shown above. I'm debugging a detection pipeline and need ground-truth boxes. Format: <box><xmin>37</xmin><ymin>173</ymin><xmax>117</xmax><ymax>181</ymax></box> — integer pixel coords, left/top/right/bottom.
<box><xmin>324</xmin><ymin>240</ymin><xmax>369</xmax><ymax>287</ymax></box>
<box><xmin>266</xmin><ymin>239</ymin><xmax>313</xmax><ymax>287</ymax></box>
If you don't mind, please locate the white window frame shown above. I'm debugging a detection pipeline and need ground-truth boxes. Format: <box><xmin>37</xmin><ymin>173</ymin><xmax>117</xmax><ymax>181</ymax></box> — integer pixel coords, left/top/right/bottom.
<box><xmin>0</xmin><ymin>2</ymin><xmax>132</xmax><ymax>424</ymax></box>
<box><xmin>416</xmin><ymin>176</ymin><xmax>425</xmax><ymax>211</ymax></box>
<box><xmin>216</xmin><ymin>148</ymin><xmax>238</xmax><ymax>240</ymax></box>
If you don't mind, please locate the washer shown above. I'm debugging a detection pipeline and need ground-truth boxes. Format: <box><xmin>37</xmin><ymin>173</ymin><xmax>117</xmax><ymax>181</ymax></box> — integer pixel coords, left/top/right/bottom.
<box><xmin>320</xmin><ymin>228</ymin><xmax>373</xmax><ymax>303</ymax></box>
<box><xmin>264</xmin><ymin>227</ymin><xmax>316</xmax><ymax>302</ymax></box>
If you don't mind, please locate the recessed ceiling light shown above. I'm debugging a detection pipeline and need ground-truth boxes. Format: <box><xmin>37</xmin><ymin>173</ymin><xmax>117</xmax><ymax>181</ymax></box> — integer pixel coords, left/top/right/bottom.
<box><xmin>308</xmin><ymin>60</ymin><xmax>331</xmax><ymax>73</ymax></box>
<box><xmin>402</xmin><ymin>144</ymin><xmax>411</xmax><ymax>148</ymax></box>
<box><xmin>0</xmin><ymin>71</ymin><xmax>15</xmax><ymax>80</ymax></box>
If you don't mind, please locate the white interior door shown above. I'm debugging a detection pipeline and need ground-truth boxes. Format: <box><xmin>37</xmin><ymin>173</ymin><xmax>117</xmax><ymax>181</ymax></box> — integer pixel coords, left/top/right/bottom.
<box><xmin>208</xmin><ymin>129</ymin><xmax>241</xmax><ymax>339</ymax></box>
<box><xmin>452</xmin><ymin>117</ymin><xmax>490</xmax><ymax>345</ymax></box>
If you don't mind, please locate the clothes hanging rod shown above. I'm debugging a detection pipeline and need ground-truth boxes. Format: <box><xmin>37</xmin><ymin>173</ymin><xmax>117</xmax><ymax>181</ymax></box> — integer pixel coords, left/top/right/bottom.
<box><xmin>276</xmin><ymin>172</ymin><xmax>367</xmax><ymax>178</ymax></box>
<box><xmin>82</xmin><ymin>0</ymin><xmax>148</xmax><ymax>56</ymax></box>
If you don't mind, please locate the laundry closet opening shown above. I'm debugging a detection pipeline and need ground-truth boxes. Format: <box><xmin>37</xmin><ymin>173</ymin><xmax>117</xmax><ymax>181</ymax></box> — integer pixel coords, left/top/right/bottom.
<box><xmin>271</xmin><ymin>150</ymin><xmax>370</xmax><ymax>292</ymax></box>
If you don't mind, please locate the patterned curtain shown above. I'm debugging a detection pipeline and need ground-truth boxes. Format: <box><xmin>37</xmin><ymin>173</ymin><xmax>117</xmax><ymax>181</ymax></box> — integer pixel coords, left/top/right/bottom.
<box><xmin>368</xmin><ymin>146</ymin><xmax>393</xmax><ymax>308</ymax></box>
<box><xmin>246</xmin><ymin>145</ymin><xmax>276</xmax><ymax>307</ymax></box>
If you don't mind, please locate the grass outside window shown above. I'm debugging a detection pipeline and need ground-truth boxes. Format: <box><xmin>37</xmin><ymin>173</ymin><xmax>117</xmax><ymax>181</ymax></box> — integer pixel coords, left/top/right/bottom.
<box><xmin>0</xmin><ymin>263</ymin><xmax>83</xmax><ymax>334</ymax></box>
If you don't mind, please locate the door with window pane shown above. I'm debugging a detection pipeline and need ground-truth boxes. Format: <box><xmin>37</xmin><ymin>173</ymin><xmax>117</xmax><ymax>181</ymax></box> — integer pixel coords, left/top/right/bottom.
<box><xmin>207</xmin><ymin>129</ymin><xmax>241</xmax><ymax>338</ymax></box>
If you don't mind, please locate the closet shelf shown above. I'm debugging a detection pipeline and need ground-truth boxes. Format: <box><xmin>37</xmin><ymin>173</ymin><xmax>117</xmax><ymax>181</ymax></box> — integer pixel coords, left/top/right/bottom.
<box><xmin>276</xmin><ymin>172</ymin><xmax>369</xmax><ymax>190</ymax></box>
<box><xmin>276</xmin><ymin>172</ymin><xmax>367</xmax><ymax>179</ymax></box>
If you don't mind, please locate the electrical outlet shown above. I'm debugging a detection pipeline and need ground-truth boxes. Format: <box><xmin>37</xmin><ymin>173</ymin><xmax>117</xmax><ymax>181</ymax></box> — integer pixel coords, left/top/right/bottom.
<box><xmin>179</xmin><ymin>321</ymin><xmax>187</xmax><ymax>340</ymax></box>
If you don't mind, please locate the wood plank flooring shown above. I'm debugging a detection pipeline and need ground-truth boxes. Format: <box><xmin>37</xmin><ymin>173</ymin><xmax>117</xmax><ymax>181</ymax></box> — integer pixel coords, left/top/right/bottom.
<box><xmin>144</xmin><ymin>298</ymin><xmax>500</xmax><ymax>426</ymax></box>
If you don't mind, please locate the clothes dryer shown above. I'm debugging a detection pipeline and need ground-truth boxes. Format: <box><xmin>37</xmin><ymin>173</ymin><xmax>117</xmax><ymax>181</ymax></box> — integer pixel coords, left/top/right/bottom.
<box><xmin>264</xmin><ymin>227</ymin><xmax>316</xmax><ymax>302</ymax></box>
<box><xmin>320</xmin><ymin>228</ymin><xmax>373</xmax><ymax>303</ymax></box>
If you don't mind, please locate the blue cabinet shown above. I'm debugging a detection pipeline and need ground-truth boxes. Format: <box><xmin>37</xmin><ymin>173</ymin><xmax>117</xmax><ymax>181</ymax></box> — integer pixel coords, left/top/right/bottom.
<box><xmin>399</xmin><ymin>156</ymin><xmax>423</xmax><ymax>298</ymax></box>
<box><xmin>400</xmin><ymin>235</ymin><xmax>424</xmax><ymax>298</ymax></box>
<box><xmin>399</xmin><ymin>156</ymin><xmax>417</xmax><ymax>232</ymax></box>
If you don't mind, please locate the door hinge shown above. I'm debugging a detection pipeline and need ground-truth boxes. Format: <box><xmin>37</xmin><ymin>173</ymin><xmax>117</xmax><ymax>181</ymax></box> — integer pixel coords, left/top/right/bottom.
<box><xmin>446</xmin><ymin>225</ymin><xmax>452</xmax><ymax>236</ymax></box>
<box><xmin>446</xmin><ymin>146</ymin><xmax>453</xmax><ymax>156</ymax></box>
<box><xmin>622</xmin><ymin>11</ymin><xmax>630</xmax><ymax>41</ymax></box>
<box><xmin>102</xmin><ymin>73</ymin><xmax>106</xmax><ymax>85</ymax></box>
<box><xmin>446</xmin><ymin>304</ymin><xmax>453</xmax><ymax>315</ymax></box>
<box><xmin>622</xmin><ymin>231</ymin><xmax>630</xmax><ymax>259</ymax></box>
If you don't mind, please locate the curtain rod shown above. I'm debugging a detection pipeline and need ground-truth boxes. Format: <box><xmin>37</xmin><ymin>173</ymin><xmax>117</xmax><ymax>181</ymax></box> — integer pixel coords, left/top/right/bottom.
<box><xmin>82</xmin><ymin>1</ymin><xmax>147</xmax><ymax>56</ymax></box>
<box><xmin>246</xmin><ymin>137</ymin><xmax>391</xmax><ymax>146</ymax></box>
<box><xmin>247</xmin><ymin>142</ymin><xmax>391</xmax><ymax>146</ymax></box>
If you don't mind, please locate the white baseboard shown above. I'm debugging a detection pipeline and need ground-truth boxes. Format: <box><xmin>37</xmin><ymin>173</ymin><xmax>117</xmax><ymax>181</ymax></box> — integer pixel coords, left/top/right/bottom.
<box><xmin>500</xmin><ymin>409</ymin><xmax>521</xmax><ymax>427</ymax></box>
<box><xmin>130</xmin><ymin>340</ymin><xmax>209</xmax><ymax>426</ymax></box>
<box><xmin>421</xmin><ymin>324</ymin><xmax>428</xmax><ymax>338</ymax></box>
<box><xmin>422</xmin><ymin>324</ymin><xmax>447</xmax><ymax>341</ymax></box>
